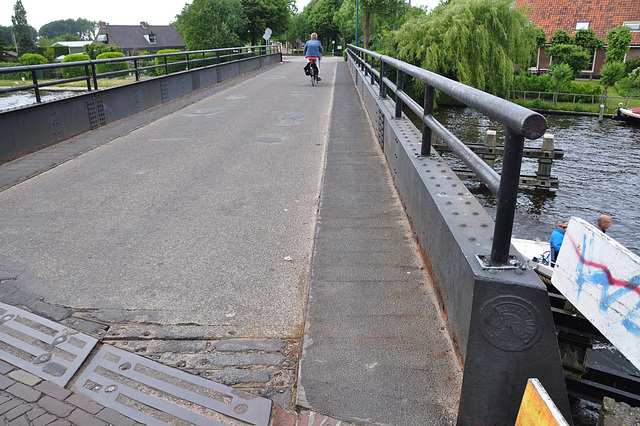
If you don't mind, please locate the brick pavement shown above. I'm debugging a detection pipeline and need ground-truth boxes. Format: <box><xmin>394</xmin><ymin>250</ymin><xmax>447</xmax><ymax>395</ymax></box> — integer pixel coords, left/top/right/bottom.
<box><xmin>0</xmin><ymin>359</ymin><xmax>142</xmax><ymax>425</ymax></box>
<box><xmin>0</xmin><ymin>356</ymin><xmax>354</xmax><ymax>425</ymax></box>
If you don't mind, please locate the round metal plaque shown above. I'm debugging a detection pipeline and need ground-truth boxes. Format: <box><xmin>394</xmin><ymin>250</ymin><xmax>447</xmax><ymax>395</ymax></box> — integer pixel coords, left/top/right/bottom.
<box><xmin>479</xmin><ymin>296</ymin><xmax>541</xmax><ymax>352</ymax></box>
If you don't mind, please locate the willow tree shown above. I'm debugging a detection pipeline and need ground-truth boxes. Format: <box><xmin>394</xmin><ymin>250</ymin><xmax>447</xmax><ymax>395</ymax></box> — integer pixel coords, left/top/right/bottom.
<box><xmin>393</xmin><ymin>0</ymin><xmax>539</xmax><ymax>97</ymax></box>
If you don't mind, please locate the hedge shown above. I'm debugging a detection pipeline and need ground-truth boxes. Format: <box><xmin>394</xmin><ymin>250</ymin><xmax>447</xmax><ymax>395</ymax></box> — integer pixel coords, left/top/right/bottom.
<box><xmin>61</xmin><ymin>53</ymin><xmax>91</xmax><ymax>78</ymax></box>
<box><xmin>0</xmin><ymin>62</ymin><xmax>24</xmax><ymax>80</ymax></box>
<box><xmin>96</xmin><ymin>52</ymin><xmax>128</xmax><ymax>76</ymax></box>
<box><xmin>154</xmin><ymin>49</ymin><xmax>186</xmax><ymax>75</ymax></box>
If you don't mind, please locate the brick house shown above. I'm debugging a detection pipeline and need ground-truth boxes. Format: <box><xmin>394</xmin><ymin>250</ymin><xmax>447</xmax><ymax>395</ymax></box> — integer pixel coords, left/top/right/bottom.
<box><xmin>516</xmin><ymin>0</ymin><xmax>640</xmax><ymax>78</ymax></box>
<box><xmin>93</xmin><ymin>22</ymin><xmax>186</xmax><ymax>56</ymax></box>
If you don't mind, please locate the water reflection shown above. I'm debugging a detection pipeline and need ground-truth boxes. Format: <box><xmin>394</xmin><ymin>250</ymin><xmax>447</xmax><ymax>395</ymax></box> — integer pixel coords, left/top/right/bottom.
<box><xmin>431</xmin><ymin>106</ymin><xmax>640</xmax><ymax>255</ymax></box>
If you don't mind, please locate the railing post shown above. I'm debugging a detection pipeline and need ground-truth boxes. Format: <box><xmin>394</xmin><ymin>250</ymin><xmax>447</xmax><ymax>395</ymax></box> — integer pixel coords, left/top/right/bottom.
<box><xmin>164</xmin><ymin>56</ymin><xmax>169</xmax><ymax>75</ymax></box>
<box><xmin>379</xmin><ymin>61</ymin><xmax>387</xmax><ymax>99</ymax></box>
<box><xmin>85</xmin><ymin>63</ymin><xmax>95</xmax><ymax>91</ymax></box>
<box><xmin>186</xmin><ymin>52</ymin><xmax>191</xmax><ymax>70</ymax></box>
<box><xmin>421</xmin><ymin>84</ymin><xmax>434</xmax><ymax>156</ymax></box>
<box><xmin>216</xmin><ymin>51</ymin><xmax>220</xmax><ymax>64</ymax></box>
<box><xmin>490</xmin><ymin>129</ymin><xmax>525</xmax><ymax>264</ymax></box>
<box><xmin>134</xmin><ymin>58</ymin><xmax>140</xmax><ymax>81</ymax></box>
<box><xmin>364</xmin><ymin>54</ymin><xmax>369</xmax><ymax>77</ymax></box>
<box><xmin>536</xmin><ymin>133</ymin><xmax>554</xmax><ymax>190</ymax></box>
<box><xmin>31</xmin><ymin>69</ymin><xmax>41</xmax><ymax>103</ymax></box>
<box><xmin>395</xmin><ymin>70</ymin><xmax>404</xmax><ymax>119</ymax></box>
<box><xmin>370</xmin><ymin>56</ymin><xmax>375</xmax><ymax>85</ymax></box>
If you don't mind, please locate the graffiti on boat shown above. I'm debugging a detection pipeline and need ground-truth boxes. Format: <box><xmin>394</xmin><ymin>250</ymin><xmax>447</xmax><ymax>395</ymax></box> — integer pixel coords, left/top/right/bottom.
<box><xmin>552</xmin><ymin>217</ymin><xmax>640</xmax><ymax>370</ymax></box>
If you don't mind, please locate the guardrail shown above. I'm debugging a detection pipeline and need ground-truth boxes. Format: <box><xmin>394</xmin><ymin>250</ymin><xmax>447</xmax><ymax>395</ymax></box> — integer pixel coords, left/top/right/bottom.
<box><xmin>0</xmin><ymin>46</ymin><xmax>281</xmax><ymax>164</ymax></box>
<box><xmin>348</xmin><ymin>45</ymin><xmax>546</xmax><ymax>266</ymax></box>
<box><xmin>0</xmin><ymin>44</ymin><xmax>280</xmax><ymax>104</ymax></box>
<box><xmin>346</xmin><ymin>45</ymin><xmax>571</xmax><ymax>423</ymax></box>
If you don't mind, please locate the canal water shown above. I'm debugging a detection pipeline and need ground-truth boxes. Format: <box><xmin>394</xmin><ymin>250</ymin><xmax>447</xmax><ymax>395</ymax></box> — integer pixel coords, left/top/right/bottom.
<box><xmin>430</xmin><ymin>106</ymin><xmax>640</xmax><ymax>256</ymax></box>
<box><xmin>0</xmin><ymin>90</ymin><xmax>78</xmax><ymax>112</ymax></box>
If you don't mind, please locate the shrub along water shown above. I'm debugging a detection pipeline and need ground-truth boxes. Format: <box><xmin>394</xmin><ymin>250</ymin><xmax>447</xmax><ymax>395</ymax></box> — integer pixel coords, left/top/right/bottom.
<box><xmin>95</xmin><ymin>52</ymin><xmax>128</xmax><ymax>77</ymax></box>
<box><xmin>61</xmin><ymin>54</ymin><xmax>91</xmax><ymax>79</ymax></box>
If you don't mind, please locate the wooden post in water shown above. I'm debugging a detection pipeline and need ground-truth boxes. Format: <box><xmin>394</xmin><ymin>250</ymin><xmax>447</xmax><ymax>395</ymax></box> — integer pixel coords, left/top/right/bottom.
<box><xmin>536</xmin><ymin>133</ymin><xmax>554</xmax><ymax>190</ymax></box>
<box><xmin>483</xmin><ymin>130</ymin><xmax>497</xmax><ymax>168</ymax></box>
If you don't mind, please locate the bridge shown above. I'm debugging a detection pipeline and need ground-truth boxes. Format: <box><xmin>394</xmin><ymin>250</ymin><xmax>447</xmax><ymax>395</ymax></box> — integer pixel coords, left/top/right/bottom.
<box><xmin>0</xmin><ymin>48</ymin><xmax>572</xmax><ymax>425</ymax></box>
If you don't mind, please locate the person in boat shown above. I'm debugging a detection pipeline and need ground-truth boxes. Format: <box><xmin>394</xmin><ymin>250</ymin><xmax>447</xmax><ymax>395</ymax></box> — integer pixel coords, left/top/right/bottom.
<box><xmin>550</xmin><ymin>219</ymin><xmax>567</xmax><ymax>267</ymax></box>
<box><xmin>597</xmin><ymin>214</ymin><xmax>611</xmax><ymax>233</ymax></box>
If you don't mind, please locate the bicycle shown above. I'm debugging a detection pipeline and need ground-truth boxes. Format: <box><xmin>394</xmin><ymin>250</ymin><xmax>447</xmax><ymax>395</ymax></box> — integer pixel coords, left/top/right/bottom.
<box><xmin>306</xmin><ymin>56</ymin><xmax>319</xmax><ymax>86</ymax></box>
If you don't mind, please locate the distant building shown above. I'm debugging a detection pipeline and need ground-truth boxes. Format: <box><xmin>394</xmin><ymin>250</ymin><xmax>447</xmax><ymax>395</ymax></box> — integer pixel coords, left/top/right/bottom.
<box><xmin>516</xmin><ymin>0</ymin><xmax>640</xmax><ymax>78</ymax></box>
<box><xmin>52</xmin><ymin>41</ymin><xmax>93</xmax><ymax>55</ymax></box>
<box><xmin>93</xmin><ymin>22</ymin><xmax>186</xmax><ymax>56</ymax></box>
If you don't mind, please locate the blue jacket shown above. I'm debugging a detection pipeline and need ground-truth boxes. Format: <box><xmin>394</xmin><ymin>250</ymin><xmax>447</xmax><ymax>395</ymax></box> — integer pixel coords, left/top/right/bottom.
<box><xmin>550</xmin><ymin>228</ymin><xmax>565</xmax><ymax>262</ymax></box>
<box><xmin>303</xmin><ymin>39</ymin><xmax>323</xmax><ymax>58</ymax></box>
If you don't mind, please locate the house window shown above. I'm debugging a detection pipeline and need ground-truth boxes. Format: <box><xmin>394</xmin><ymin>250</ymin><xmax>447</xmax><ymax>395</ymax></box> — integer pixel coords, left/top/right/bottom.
<box><xmin>144</xmin><ymin>33</ymin><xmax>157</xmax><ymax>44</ymax></box>
<box><xmin>624</xmin><ymin>22</ymin><xmax>640</xmax><ymax>31</ymax></box>
<box><xmin>576</xmin><ymin>21</ymin><xmax>589</xmax><ymax>30</ymax></box>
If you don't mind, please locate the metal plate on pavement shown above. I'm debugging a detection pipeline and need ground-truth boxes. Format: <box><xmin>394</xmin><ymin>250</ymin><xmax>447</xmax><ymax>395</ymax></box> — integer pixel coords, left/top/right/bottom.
<box><xmin>73</xmin><ymin>345</ymin><xmax>272</xmax><ymax>425</ymax></box>
<box><xmin>0</xmin><ymin>302</ymin><xmax>98</xmax><ymax>386</ymax></box>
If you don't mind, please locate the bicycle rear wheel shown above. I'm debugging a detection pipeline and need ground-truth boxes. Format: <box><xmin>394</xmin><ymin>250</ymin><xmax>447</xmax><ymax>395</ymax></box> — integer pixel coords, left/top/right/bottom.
<box><xmin>310</xmin><ymin>66</ymin><xmax>316</xmax><ymax>86</ymax></box>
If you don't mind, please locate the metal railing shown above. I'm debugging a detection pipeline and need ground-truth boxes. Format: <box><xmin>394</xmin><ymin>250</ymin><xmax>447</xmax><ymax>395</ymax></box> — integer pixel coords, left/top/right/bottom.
<box><xmin>348</xmin><ymin>44</ymin><xmax>548</xmax><ymax>265</ymax></box>
<box><xmin>0</xmin><ymin>44</ymin><xmax>280</xmax><ymax>103</ymax></box>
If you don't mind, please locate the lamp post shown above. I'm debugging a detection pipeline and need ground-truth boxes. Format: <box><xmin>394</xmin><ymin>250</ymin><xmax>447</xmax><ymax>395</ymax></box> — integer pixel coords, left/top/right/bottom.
<box><xmin>355</xmin><ymin>0</ymin><xmax>359</xmax><ymax>46</ymax></box>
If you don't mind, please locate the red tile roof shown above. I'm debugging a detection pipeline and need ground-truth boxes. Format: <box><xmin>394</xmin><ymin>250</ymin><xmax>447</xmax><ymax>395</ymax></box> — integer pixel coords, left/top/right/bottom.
<box><xmin>516</xmin><ymin>0</ymin><xmax>640</xmax><ymax>45</ymax></box>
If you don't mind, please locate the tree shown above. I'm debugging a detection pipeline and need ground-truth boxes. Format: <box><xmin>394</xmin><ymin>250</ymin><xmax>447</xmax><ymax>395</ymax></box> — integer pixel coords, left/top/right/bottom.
<box><xmin>241</xmin><ymin>0</ymin><xmax>291</xmax><ymax>46</ymax></box>
<box><xmin>358</xmin><ymin>0</ymin><xmax>406</xmax><ymax>48</ymax></box>
<box><xmin>174</xmin><ymin>0</ymin><xmax>247</xmax><ymax>49</ymax></box>
<box><xmin>549</xmin><ymin>62</ymin><xmax>573</xmax><ymax>106</ymax></box>
<box><xmin>545</xmin><ymin>43</ymin><xmax>590</xmax><ymax>76</ymax></box>
<box><xmin>606</xmin><ymin>25</ymin><xmax>632</xmax><ymax>64</ymax></box>
<box><xmin>572</xmin><ymin>28</ymin><xmax>604</xmax><ymax>53</ymax></box>
<box><xmin>11</xmin><ymin>0</ymin><xmax>37</xmax><ymax>55</ymax></box>
<box><xmin>306</xmin><ymin>0</ymin><xmax>341</xmax><ymax>48</ymax></box>
<box><xmin>0</xmin><ymin>28</ymin><xmax>7</xmax><ymax>60</ymax></box>
<box><xmin>393</xmin><ymin>0</ymin><xmax>539</xmax><ymax>97</ymax></box>
<box><xmin>600</xmin><ymin>61</ymin><xmax>626</xmax><ymax>99</ymax></box>
<box><xmin>39</xmin><ymin>19</ymin><xmax>99</xmax><ymax>40</ymax></box>
<box><xmin>549</xmin><ymin>29</ymin><xmax>571</xmax><ymax>46</ymax></box>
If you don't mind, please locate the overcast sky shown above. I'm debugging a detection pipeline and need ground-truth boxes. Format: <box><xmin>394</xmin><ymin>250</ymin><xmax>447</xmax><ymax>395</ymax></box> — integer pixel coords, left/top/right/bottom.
<box><xmin>2</xmin><ymin>0</ymin><xmax>439</xmax><ymax>31</ymax></box>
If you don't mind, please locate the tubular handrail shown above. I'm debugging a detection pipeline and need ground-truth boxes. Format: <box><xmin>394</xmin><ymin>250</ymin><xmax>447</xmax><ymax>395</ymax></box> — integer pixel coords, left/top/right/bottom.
<box><xmin>0</xmin><ymin>44</ymin><xmax>280</xmax><ymax>102</ymax></box>
<box><xmin>347</xmin><ymin>44</ymin><xmax>548</xmax><ymax>265</ymax></box>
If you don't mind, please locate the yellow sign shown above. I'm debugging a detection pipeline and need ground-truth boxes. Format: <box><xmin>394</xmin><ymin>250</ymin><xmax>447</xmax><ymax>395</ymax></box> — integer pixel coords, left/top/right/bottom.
<box><xmin>515</xmin><ymin>378</ymin><xmax>569</xmax><ymax>425</ymax></box>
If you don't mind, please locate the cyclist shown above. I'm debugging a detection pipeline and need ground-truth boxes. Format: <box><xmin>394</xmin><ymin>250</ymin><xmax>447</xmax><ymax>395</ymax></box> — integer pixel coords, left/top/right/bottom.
<box><xmin>303</xmin><ymin>32</ymin><xmax>323</xmax><ymax>82</ymax></box>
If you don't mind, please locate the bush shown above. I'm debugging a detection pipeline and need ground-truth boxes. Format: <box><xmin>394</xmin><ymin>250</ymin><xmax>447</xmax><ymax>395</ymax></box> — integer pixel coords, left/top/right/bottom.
<box><xmin>530</xmin><ymin>98</ymin><xmax>553</xmax><ymax>109</ymax></box>
<box><xmin>61</xmin><ymin>53</ymin><xmax>91</xmax><ymax>78</ymax></box>
<box><xmin>95</xmin><ymin>51</ymin><xmax>128</xmax><ymax>76</ymax></box>
<box><xmin>513</xmin><ymin>74</ymin><xmax>601</xmax><ymax>102</ymax></box>
<box><xmin>0</xmin><ymin>62</ymin><xmax>24</xmax><ymax>80</ymax></box>
<box><xmin>154</xmin><ymin>49</ymin><xmax>186</xmax><ymax>75</ymax></box>
<box><xmin>19</xmin><ymin>53</ymin><xmax>48</xmax><ymax>66</ymax></box>
<box><xmin>514</xmin><ymin>74</ymin><xmax>555</xmax><ymax>92</ymax></box>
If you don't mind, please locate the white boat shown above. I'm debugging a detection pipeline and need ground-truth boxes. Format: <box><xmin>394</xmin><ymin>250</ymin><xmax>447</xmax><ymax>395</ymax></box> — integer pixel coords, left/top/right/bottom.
<box><xmin>511</xmin><ymin>237</ymin><xmax>553</xmax><ymax>284</ymax></box>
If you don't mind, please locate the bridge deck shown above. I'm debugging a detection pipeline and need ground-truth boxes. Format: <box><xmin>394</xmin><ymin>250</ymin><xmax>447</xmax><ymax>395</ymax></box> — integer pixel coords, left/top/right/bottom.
<box><xmin>0</xmin><ymin>57</ymin><xmax>461</xmax><ymax>424</ymax></box>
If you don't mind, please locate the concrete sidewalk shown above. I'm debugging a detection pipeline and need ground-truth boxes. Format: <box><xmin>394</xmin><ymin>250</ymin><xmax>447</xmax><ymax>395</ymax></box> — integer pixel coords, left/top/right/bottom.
<box><xmin>296</xmin><ymin>59</ymin><xmax>461</xmax><ymax>425</ymax></box>
<box><xmin>0</xmin><ymin>58</ymin><xmax>460</xmax><ymax>425</ymax></box>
